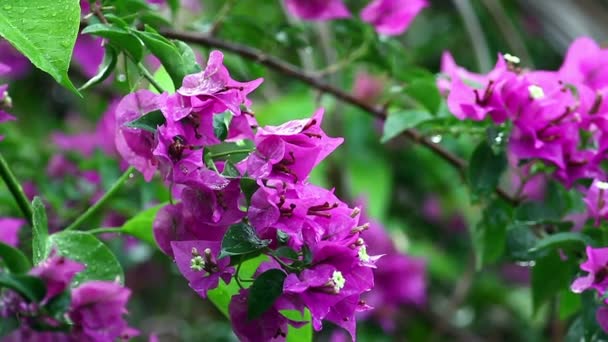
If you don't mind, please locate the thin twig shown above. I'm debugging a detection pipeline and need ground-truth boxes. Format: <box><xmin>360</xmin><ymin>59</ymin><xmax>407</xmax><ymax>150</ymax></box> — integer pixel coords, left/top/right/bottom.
<box><xmin>0</xmin><ymin>153</ymin><xmax>33</xmax><ymax>225</ymax></box>
<box><xmin>158</xmin><ymin>28</ymin><xmax>519</xmax><ymax>205</ymax></box>
<box><xmin>64</xmin><ymin>166</ymin><xmax>135</xmax><ymax>231</ymax></box>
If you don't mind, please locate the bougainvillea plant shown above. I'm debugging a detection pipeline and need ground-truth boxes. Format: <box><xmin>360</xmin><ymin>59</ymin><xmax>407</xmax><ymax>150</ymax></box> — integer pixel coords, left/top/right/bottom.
<box><xmin>0</xmin><ymin>0</ymin><xmax>607</xmax><ymax>341</ymax></box>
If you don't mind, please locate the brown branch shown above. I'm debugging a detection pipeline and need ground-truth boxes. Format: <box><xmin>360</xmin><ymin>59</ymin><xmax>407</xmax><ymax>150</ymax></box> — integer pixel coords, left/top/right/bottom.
<box><xmin>158</xmin><ymin>29</ymin><xmax>518</xmax><ymax>205</ymax></box>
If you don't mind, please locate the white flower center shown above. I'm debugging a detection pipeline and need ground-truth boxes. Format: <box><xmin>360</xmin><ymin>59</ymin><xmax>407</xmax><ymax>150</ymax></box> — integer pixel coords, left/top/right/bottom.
<box><xmin>358</xmin><ymin>245</ymin><xmax>370</xmax><ymax>262</ymax></box>
<box><xmin>190</xmin><ymin>255</ymin><xmax>206</xmax><ymax>271</ymax></box>
<box><xmin>504</xmin><ymin>53</ymin><xmax>521</xmax><ymax>64</ymax></box>
<box><xmin>597</xmin><ymin>181</ymin><xmax>608</xmax><ymax>190</ymax></box>
<box><xmin>528</xmin><ymin>85</ymin><xmax>544</xmax><ymax>99</ymax></box>
<box><xmin>331</xmin><ymin>271</ymin><xmax>346</xmax><ymax>293</ymax></box>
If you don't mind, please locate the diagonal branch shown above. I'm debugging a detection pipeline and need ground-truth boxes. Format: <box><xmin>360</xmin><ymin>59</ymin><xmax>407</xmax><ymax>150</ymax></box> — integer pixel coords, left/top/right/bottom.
<box><xmin>159</xmin><ymin>29</ymin><xmax>517</xmax><ymax>205</ymax></box>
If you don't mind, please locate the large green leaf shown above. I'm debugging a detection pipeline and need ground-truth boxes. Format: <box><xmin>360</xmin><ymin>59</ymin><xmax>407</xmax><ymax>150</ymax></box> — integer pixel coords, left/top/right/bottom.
<box><xmin>381</xmin><ymin>110</ymin><xmax>432</xmax><ymax>143</ymax></box>
<box><xmin>0</xmin><ymin>273</ymin><xmax>46</xmax><ymax>302</ymax></box>
<box><xmin>468</xmin><ymin>140</ymin><xmax>507</xmax><ymax>199</ymax></box>
<box><xmin>0</xmin><ymin>242</ymin><xmax>31</xmax><ymax>273</ymax></box>
<box><xmin>120</xmin><ymin>203</ymin><xmax>166</xmax><ymax>246</ymax></box>
<box><xmin>248</xmin><ymin>269</ymin><xmax>286</xmax><ymax>319</ymax></box>
<box><xmin>219</xmin><ymin>223</ymin><xmax>271</xmax><ymax>259</ymax></box>
<box><xmin>531</xmin><ymin>250</ymin><xmax>577</xmax><ymax>314</ymax></box>
<box><xmin>32</xmin><ymin>197</ymin><xmax>49</xmax><ymax>265</ymax></box>
<box><xmin>49</xmin><ymin>231</ymin><xmax>124</xmax><ymax>286</ymax></box>
<box><xmin>0</xmin><ymin>0</ymin><xmax>80</xmax><ymax>93</ymax></box>
<box><xmin>473</xmin><ymin>198</ymin><xmax>513</xmax><ymax>268</ymax></box>
<box><xmin>82</xmin><ymin>24</ymin><xmax>144</xmax><ymax>62</ymax></box>
<box><xmin>133</xmin><ymin>27</ymin><xmax>201</xmax><ymax>88</ymax></box>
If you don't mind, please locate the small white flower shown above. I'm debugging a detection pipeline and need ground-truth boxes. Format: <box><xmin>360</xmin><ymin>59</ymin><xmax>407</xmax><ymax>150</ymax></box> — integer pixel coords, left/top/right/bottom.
<box><xmin>504</xmin><ymin>53</ymin><xmax>521</xmax><ymax>64</ymax></box>
<box><xmin>331</xmin><ymin>271</ymin><xmax>346</xmax><ymax>292</ymax></box>
<box><xmin>528</xmin><ymin>85</ymin><xmax>545</xmax><ymax>99</ymax></box>
<box><xmin>358</xmin><ymin>245</ymin><xmax>370</xmax><ymax>263</ymax></box>
<box><xmin>596</xmin><ymin>181</ymin><xmax>608</xmax><ymax>190</ymax></box>
<box><xmin>190</xmin><ymin>255</ymin><xmax>206</xmax><ymax>271</ymax></box>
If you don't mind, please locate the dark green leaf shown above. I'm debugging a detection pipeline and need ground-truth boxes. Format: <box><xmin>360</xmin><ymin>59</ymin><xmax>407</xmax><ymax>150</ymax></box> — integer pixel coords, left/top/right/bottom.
<box><xmin>404</xmin><ymin>79</ymin><xmax>442</xmax><ymax>115</ymax></box>
<box><xmin>505</xmin><ymin>223</ymin><xmax>539</xmax><ymax>261</ymax></box>
<box><xmin>468</xmin><ymin>140</ymin><xmax>507</xmax><ymax>199</ymax></box>
<box><xmin>531</xmin><ymin>250</ymin><xmax>577</xmax><ymax>313</ymax></box>
<box><xmin>530</xmin><ymin>232</ymin><xmax>594</xmax><ymax>254</ymax></box>
<box><xmin>79</xmin><ymin>47</ymin><xmax>118</xmax><ymax>91</ymax></box>
<box><xmin>133</xmin><ymin>27</ymin><xmax>201</xmax><ymax>88</ymax></box>
<box><xmin>125</xmin><ymin>110</ymin><xmax>166</xmax><ymax>133</ymax></box>
<box><xmin>45</xmin><ymin>290</ymin><xmax>71</xmax><ymax>319</ymax></box>
<box><xmin>274</xmin><ymin>246</ymin><xmax>299</xmax><ymax>261</ymax></box>
<box><xmin>559</xmin><ymin>289</ymin><xmax>581</xmax><ymax>320</ymax></box>
<box><xmin>49</xmin><ymin>231</ymin><xmax>124</xmax><ymax>285</ymax></box>
<box><xmin>32</xmin><ymin>197</ymin><xmax>49</xmax><ymax>265</ymax></box>
<box><xmin>121</xmin><ymin>203</ymin><xmax>166</xmax><ymax>246</ymax></box>
<box><xmin>219</xmin><ymin>223</ymin><xmax>271</xmax><ymax>259</ymax></box>
<box><xmin>213</xmin><ymin>111</ymin><xmax>233</xmax><ymax>141</ymax></box>
<box><xmin>0</xmin><ymin>0</ymin><xmax>80</xmax><ymax>93</ymax></box>
<box><xmin>248</xmin><ymin>269</ymin><xmax>287</xmax><ymax>319</ymax></box>
<box><xmin>473</xmin><ymin>199</ymin><xmax>513</xmax><ymax>268</ymax></box>
<box><xmin>0</xmin><ymin>242</ymin><xmax>31</xmax><ymax>273</ymax></box>
<box><xmin>222</xmin><ymin>161</ymin><xmax>240</xmax><ymax>178</ymax></box>
<box><xmin>82</xmin><ymin>24</ymin><xmax>144</xmax><ymax>61</ymax></box>
<box><xmin>208</xmin><ymin>255</ymin><xmax>267</xmax><ymax>317</ymax></box>
<box><xmin>240</xmin><ymin>178</ymin><xmax>259</xmax><ymax>207</ymax></box>
<box><xmin>0</xmin><ymin>273</ymin><xmax>46</xmax><ymax>302</ymax></box>
<box><xmin>0</xmin><ymin>316</ymin><xmax>19</xmax><ymax>338</ymax></box>
<box><xmin>276</xmin><ymin>230</ymin><xmax>290</xmax><ymax>245</ymax></box>
<box><xmin>381</xmin><ymin>110</ymin><xmax>432</xmax><ymax>143</ymax></box>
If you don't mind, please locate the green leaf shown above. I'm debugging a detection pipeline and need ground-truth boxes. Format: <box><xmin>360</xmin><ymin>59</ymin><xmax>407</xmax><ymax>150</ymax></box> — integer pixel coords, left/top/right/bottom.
<box><xmin>285</xmin><ymin>309</ymin><xmax>312</xmax><ymax>342</ymax></box>
<box><xmin>559</xmin><ymin>289</ymin><xmax>581</xmax><ymax>321</ymax></box>
<box><xmin>531</xmin><ymin>250</ymin><xmax>577</xmax><ymax>313</ymax></box>
<box><xmin>473</xmin><ymin>199</ymin><xmax>513</xmax><ymax>268</ymax></box>
<box><xmin>0</xmin><ymin>242</ymin><xmax>31</xmax><ymax>273</ymax></box>
<box><xmin>49</xmin><ymin>231</ymin><xmax>124</xmax><ymax>285</ymax></box>
<box><xmin>32</xmin><ymin>197</ymin><xmax>49</xmax><ymax>265</ymax></box>
<box><xmin>166</xmin><ymin>0</ymin><xmax>180</xmax><ymax>16</ymax></box>
<box><xmin>404</xmin><ymin>79</ymin><xmax>442</xmax><ymax>115</ymax></box>
<box><xmin>515</xmin><ymin>181</ymin><xmax>570</xmax><ymax>223</ymax></box>
<box><xmin>0</xmin><ymin>316</ymin><xmax>19</xmax><ymax>338</ymax></box>
<box><xmin>150</xmin><ymin>65</ymin><xmax>175</xmax><ymax>94</ymax></box>
<box><xmin>505</xmin><ymin>223</ymin><xmax>539</xmax><ymax>261</ymax></box>
<box><xmin>381</xmin><ymin>110</ymin><xmax>432</xmax><ymax>143</ymax></box>
<box><xmin>0</xmin><ymin>273</ymin><xmax>46</xmax><ymax>302</ymax></box>
<box><xmin>248</xmin><ymin>269</ymin><xmax>287</xmax><ymax>319</ymax></box>
<box><xmin>0</xmin><ymin>0</ymin><xmax>80</xmax><ymax>93</ymax></box>
<box><xmin>529</xmin><ymin>232</ymin><xmax>594</xmax><ymax>254</ymax></box>
<box><xmin>208</xmin><ymin>255</ymin><xmax>267</xmax><ymax>317</ymax></box>
<box><xmin>82</xmin><ymin>24</ymin><xmax>144</xmax><ymax>61</ymax></box>
<box><xmin>78</xmin><ymin>47</ymin><xmax>118</xmax><ymax>91</ymax></box>
<box><xmin>133</xmin><ymin>27</ymin><xmax>201</xmax><ymax>87</ymax></box>
<box><xmin>274</xmin><ymin>246</ymin><xmax>299</xmax><ymax>261</ymax></box>
<box><xmin>468</xmin><ymin>140</ymin><xmax>507</xmax><ymax>199</ymax></box>
<box><xmin>45</xmin><ymin>290</ymin><xmax>71</xmax><ymax>319</ymax></box>
<box><xmin>219</xmin><ymin>223</ymin><xmax>271</xmax><ymax>259</ymax></box>
<box><xmin>125</xmin><ymin>110</ymin><xmax>166</xmax><ymax>133</ymax></box>
<box><xmin>120</xmin><ymin>203</ymin><xmax>166</xmax><ymax>246</ymax></box>
<box><xmin>213</xmin><ymin>111</ymin><xmax>233</xmax><ymax>141</ymax></box>
<box><xmin>240</xmin><ymin>178</ymin><xmax>259</xmax><ymax>206</ymax></box>
<box><xmin>222</xmin><ymin>161</ymin><xmax>240</xmax><ymax>178</ymax></box>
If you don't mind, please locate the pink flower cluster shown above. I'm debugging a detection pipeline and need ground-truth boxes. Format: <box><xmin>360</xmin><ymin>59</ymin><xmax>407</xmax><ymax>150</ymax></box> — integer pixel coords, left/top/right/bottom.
<box><xmin>1</xmin><ymin>255</ymin><xmax>136</xmax><ymax>342</ymax></box>
<box><xmin>284</xmin><ymin>0</ymin><xmax>428</xmax><ymax>36</ymax></box>
<box><xmin>114</xmin><ymin>50</ymin><xmax>381</xmax><ymax>340</ymax></box>
<box><xmin>442</xmin><ymin>38</ymin><xmax>608</xmax><ymax>221</ymax></box>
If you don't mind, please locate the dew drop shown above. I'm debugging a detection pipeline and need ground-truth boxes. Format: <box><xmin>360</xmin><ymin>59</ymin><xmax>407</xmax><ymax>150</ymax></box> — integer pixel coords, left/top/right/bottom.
<box><xmin>117</xmin><ymin>74</ymin><xmax>127</xmax><ymax>82</ymax></box>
